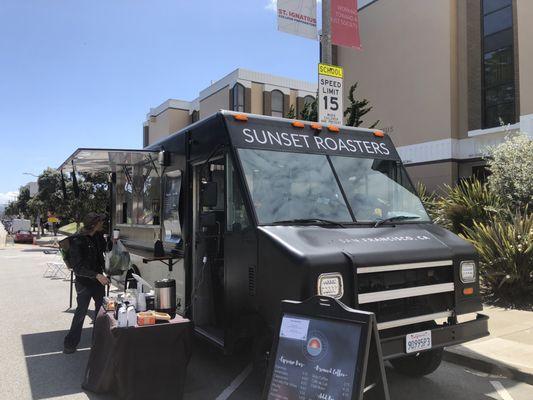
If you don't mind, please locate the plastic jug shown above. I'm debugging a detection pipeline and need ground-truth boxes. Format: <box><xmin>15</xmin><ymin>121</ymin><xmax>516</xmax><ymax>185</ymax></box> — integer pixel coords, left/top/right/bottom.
<box><xmin>117</xmin><ymin>304</ymin><xmax>128</xmax><ymax>327</ymax></box>
<box><xmin>127</xmin><ymin>305</ymin><xmax>137</xmax><ymax>327</ymax></box>
<box><xmin>137</xmin><ymin>292</ymin><xmax>147</xmax><ymax>312</ymax></box>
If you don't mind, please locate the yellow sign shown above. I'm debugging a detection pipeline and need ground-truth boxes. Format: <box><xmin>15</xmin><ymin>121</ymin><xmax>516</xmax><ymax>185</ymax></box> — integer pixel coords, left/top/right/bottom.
<box><xmin>318</xmin><ymin>63</ymin><xmax>343</xmax><ymax>79</ymax></box>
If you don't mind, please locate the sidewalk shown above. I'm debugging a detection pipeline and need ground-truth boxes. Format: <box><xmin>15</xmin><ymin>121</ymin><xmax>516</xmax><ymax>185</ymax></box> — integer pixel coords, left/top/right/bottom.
<box><xmin>444</xmin><ymin>305</ymin><xmax>533</xmax><ymax>384</ymax></box>
<box><xmin>34</xmin><ymin>233</ymin><xmax>67</xmax><ymax>247</ymax></box>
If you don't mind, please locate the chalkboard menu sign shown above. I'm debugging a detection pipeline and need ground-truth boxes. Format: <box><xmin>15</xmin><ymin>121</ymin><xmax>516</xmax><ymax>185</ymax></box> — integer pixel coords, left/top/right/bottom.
<box><xmin>263</xmin><ymin>296</ymin><xmax>390</xmax><ymax>400</ymax></box>
<box><xmin>267</xmin><ymin>314</ymin><xmax>361</xmax><ymax>400</ymax></box>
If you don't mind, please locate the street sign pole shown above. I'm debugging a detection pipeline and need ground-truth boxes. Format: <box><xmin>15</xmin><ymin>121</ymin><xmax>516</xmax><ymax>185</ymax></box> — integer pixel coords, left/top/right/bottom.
<box><xmin>321</xmin><ymin>0</ymin><xmax>332</xmax><ymax>64</ymax></box>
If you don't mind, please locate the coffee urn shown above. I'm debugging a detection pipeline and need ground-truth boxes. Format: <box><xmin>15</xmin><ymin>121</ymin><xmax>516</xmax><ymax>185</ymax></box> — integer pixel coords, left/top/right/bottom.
<box><xmin>154</xmin><ymin>279</ymin><xmax>176</xmax><ymax>318</ymax></box>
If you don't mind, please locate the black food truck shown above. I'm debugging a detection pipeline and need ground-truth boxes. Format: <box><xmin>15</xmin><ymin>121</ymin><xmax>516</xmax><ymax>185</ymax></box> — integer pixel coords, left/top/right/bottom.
<box><xmin>59</xmin><ymin>111</ymin><xmax>488</xmax><ymax>376</ymax></box>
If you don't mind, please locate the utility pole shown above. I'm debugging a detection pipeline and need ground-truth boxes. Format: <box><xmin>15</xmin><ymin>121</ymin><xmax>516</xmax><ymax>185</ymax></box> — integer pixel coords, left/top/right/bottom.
<box><xmin>321</xmin><ymin>0</ymin><xmax>332</xmax><ymax>64</ymax></box>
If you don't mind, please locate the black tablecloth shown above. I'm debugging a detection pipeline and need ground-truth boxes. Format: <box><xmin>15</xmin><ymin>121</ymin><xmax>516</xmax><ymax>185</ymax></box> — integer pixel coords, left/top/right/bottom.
<box><xmin>83</xmin><ymin>308</ymin><xmax>192</xmax><ymax>400</ymax></box>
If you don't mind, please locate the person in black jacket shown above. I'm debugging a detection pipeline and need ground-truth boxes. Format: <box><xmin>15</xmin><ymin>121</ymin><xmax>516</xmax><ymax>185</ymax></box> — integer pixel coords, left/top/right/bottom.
<box><xmin>64</xmin><ymin>212</ymin><xmax>110</xmax><ymax>354</ymax></box>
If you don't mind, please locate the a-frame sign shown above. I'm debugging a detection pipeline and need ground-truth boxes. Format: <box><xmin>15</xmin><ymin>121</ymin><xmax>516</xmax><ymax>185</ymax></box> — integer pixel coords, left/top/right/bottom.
<box><xmin>263</xmin><ymin>296</ymin><xmax>390</xmax><ymax>400</ymax></box>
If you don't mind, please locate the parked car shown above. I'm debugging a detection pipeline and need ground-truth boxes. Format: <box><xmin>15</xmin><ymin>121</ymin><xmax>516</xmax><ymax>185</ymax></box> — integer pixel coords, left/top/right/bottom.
<box><xmin>14</xmin><ymin>230</ymin><xmax>34</xmax><ymax>244</ymax></box>
<box><xmin>10</xmin><ymin>218</ymin><xmax>31</xmax><ymax>234</ymax></box>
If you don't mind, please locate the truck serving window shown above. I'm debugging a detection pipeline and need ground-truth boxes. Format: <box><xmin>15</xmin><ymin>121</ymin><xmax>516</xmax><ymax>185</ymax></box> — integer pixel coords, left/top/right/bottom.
<box><xmin>330</xmin><ymin>156</ymin><xmax>430</xmax><ymax>223</ymax></box>
<box><xmin>238</xmin><ymin>149</ymin><xmax>352</xmax><ymax>224</ymax></box>
<box><xmin>115</xmin><ymin>164</ymin><xmax>161</xmax><ymax>226</ymax></box>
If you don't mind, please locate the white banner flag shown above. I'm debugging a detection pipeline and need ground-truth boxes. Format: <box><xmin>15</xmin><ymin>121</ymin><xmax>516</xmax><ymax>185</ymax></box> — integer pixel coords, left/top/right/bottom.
<box><xmin>277</xmin><ymin>0</ymin><xmax>317</xmax><ymax>41</ymax></box>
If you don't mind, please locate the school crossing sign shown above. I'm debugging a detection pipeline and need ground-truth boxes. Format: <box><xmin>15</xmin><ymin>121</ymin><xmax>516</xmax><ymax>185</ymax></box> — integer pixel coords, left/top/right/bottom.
<box><xmin>318</xmin><ymin>63</ymin><xmax>344</xmax><ymax>125</ymax></box>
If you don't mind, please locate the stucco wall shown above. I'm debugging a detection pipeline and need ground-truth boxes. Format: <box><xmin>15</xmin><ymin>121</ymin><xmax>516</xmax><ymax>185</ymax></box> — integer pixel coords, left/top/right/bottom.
<box><xmin>517</xmin><ymin>0</ymin><xmax>533</xmax><ymax>116</ymax></box>
<box><xmin>148</xmin><ymin>108</ymin><xmax>190</xmax><ymax>145</ymax></box>
<box><xmin>337</xmin><ymin>0</ymin><xmax>454</xmax><ymax>147</ymax></box>
<box><xmin>251</xmin><ymin>82</ymin><xmax>264</xmax><ymax>114</ymax></box>
<box><xmin>200</xmin><ymin>86</ymin><xmax>229</xmax><ymax>119</ymax></box>
<box><xmin>406</xmin><ymin>161</ymin><xmax>457</xmax><ymax>193</ymax></box>
<box><xmin>168</xmin><ymin>109</ymin><xmax>191</xmax><ymax>134</ymax></box>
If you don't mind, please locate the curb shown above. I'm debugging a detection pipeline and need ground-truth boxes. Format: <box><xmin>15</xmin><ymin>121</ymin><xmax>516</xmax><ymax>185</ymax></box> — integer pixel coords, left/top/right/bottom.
<box><xmin>443</xmin><ymin>348</ymin><xmax>533</xmax><ymax>386</ymax></box>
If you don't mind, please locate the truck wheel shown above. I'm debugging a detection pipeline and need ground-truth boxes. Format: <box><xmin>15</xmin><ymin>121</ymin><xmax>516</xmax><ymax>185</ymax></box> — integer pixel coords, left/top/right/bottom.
<box><xmin>390</xmin><ymin>348</ymin><xmax>443</xmax><ymax>377</ymax></box>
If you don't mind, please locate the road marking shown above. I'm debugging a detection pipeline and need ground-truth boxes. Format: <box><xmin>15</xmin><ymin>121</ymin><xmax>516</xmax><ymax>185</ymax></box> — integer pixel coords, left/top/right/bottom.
<box><xmin>464</xmin><ymin>368</ymin><xmax>505</xmax><ymax>379</ymax></box>
<box><xmin>215</xmin><ymin>363</ymin><xmax>253</xmax><ymax>400</ymax></box>
<box><xmin>490</xmin><ymin>381</ymin><xmax>514</xmax><ymax>400</ymax></box>
<box><xmin>25</xmin><ymin>347</ymin><xmax>91</xmax><ymax>358</ymax></box>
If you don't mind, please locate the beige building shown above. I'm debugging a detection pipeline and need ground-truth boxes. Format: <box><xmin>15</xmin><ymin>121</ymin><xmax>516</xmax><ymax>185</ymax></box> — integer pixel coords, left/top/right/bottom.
<box><xmin>143</xmin><ymin>69</ymin><xmax>317</xmax><ymax>146</ymax></box>
<box><xmin>336</xmin><ymin>0</ymin><xmax>533</xmax><ymax>190</ymax></box>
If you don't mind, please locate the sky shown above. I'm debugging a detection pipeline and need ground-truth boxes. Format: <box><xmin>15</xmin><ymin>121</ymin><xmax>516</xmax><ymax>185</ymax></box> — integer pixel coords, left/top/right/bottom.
<box><xmin>0</xmin><ymin>0</ymin><xmax>322</xmax><ymax>203</ymax></box>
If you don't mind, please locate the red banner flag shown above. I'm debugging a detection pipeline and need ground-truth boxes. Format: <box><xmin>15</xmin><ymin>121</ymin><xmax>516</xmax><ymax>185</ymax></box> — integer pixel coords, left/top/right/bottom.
<box><xmin>331</xmin><ymin>0</ymin><xmax>361</xmax><ymax>50</ymax></box>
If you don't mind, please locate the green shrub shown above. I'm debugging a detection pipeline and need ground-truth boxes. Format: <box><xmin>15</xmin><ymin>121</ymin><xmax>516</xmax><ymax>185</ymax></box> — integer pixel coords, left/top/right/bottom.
<box><xmin>435</xmin><ymin>179</ymin><xmax>504</xmax><ymax>234</ymax></box>
<box><xmin>416</xmin><ymin>182</ymin><xmax>440</xmax><ymax>221</ymax></box>
<box><xmin>462</xmin><ymin>211</ymin><xmax>533</xmax><ymax>301</ymax></box>
<box><xmin>487</xmin><ymin>134</ymin><xmax>533</xmax><ymax>211</ymax></box>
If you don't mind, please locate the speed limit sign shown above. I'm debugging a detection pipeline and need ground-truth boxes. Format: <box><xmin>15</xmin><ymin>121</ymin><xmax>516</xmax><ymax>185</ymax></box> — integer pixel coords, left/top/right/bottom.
<box><xmin>318</xmin><ymin>63</ymin><xmax>344</xmax><ymax>125</ymax></box>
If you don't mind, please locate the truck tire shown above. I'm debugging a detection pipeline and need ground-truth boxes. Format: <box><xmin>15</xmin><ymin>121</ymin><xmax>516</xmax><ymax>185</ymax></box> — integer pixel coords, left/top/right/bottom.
<box><xmin>390</xmin><ymin>348</ymin><xmax>443</xmax><ymax>377</ymax></box>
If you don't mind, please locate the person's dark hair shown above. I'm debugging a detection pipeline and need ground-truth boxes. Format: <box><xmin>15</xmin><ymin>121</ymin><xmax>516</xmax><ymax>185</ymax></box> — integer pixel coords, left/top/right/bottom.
<box><xmin>81</xmin><ymin>212</ymin><xmax>105</xmax><ymax>233</ymax></box>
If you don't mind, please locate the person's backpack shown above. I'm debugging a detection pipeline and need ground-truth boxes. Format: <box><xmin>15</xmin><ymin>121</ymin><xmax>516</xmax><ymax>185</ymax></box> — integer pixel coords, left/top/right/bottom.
<box><xmin>58</xmin><ymin>235</ymin><xmax>79</xmax><ymax>270</ymax></box>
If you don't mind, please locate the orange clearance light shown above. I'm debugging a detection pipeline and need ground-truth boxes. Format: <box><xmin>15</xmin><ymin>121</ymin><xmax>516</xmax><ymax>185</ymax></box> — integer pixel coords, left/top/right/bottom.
<box><xmin>463</xmin><ymin>287</ymin><xmax>474</xmax><ymax>295</ymax></box>
<box><xmin>234</xmin><ymin>114</ymin><xmax>248</xmax><ymax>122</ymax></box>
<box><xmin>311</xmin><ymin>123</ymin><xmax>323</xmax><ymax>131</ymax></box>
<box><xmin>373</xmin><ymin>129</ymin><xmax>384</xmax><ymax>137</ymax></box>
<box><xmin>292</xmin><ymin>121</ymin><xmax>305</xmax><ymax>128</ymax></box>
<box><xmin>328</xmin><ymin>125</ymin><xmax>340</xmax><ymax>133</ymax></box>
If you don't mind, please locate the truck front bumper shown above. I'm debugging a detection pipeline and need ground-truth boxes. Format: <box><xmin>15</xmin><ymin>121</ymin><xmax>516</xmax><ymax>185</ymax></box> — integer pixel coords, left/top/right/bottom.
<box><xmin>380</xmin><ymin>313</ymin><xmax>489</xmax><ymax>360</ymax></box>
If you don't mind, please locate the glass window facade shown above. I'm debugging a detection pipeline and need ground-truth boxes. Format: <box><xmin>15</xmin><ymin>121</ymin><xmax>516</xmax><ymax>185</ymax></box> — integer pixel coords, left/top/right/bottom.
<box><xmin>482</xmin><ymin>0</ymin><xmax>515</xmax><ymax>128</ymax></box>
<box><xmin>271</xmin><ymin>90</ymin><xmax>284</xmax><ymax>118</ymax></box>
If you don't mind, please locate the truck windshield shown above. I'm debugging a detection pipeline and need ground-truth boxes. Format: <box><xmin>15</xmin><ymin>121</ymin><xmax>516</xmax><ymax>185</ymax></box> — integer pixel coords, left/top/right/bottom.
<box><xmin>238</xmin><ymin>149</ymin><xmax>430</xmax><ymax>225</ymax></box>
<box><xmin>329</xmin><ymin>156</ymin><xmax>430</xmax><ymax>223</ymax></box>
<box><xmin>238</xmin><ymin>149</ymin><xmax>352</xmax><ymax>224</ymax></box>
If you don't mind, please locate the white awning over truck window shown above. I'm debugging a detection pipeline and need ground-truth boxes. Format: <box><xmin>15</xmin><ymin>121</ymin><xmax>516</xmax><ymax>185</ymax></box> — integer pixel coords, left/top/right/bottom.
<box><xmin>58</xmin><ymin>148</ymin><xmax>159</xmax><ymax>173</ymax></box>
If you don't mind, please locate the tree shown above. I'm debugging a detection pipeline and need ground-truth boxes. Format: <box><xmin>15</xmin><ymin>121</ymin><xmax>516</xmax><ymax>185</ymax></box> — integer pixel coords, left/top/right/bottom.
<box><xmin>300</xmin><ymin>95</ymin><xmax>318</xmax><ymax>122</ymax></box>
<box><xmin>28</xmin><ymin>197</ymin><xmax>46</xmax><ymax>219</ymax></box>
<box><xmin>486</xmin><ymin>133</ymin><xmax>533</xmax><ymax>211</ymax></box>
<box><xmin>14</xmin><ymin>186</ymin><xmax>31</xmax><ymax>218</ymax></box>
<box><xmin>343</xmin><ymin>83</ymin><xmax>379</xmax><ymax>128</ymax></box>
<box><xmin>70</xmin><ymin>172</ymin><xmax>109</xmax><ymax>231</ymax></box>
<box><xmin>4</xmin><ymin>201</ymin><xmax>18</xmax><ymax>217</ymax></box>
<box><xmin>36</xmin><ymin>168</ymin><xmax>64</xmax><ymax>214</ymax></box>
<box><xmin>286</xmin><ymin>104</ymin><xmax>296</xmax><ymax>119</ymax></box>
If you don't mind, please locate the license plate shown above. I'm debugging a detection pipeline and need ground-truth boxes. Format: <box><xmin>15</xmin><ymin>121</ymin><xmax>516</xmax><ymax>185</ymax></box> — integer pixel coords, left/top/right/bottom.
<box><xmin>405</xmin><ymin>330</ymin><xmax>432</xmax><ymax>353</ymax></box>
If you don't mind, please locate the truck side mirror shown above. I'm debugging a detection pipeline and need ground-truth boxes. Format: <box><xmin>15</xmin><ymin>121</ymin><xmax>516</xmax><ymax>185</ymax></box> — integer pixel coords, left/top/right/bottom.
<box><xmin>200</xmin><ymin>181</ymin><xmax>218</xmax><ymax>208</ymax></box>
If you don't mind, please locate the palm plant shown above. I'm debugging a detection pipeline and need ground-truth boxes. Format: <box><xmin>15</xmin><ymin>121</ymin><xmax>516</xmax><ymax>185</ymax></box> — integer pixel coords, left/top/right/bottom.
<box><xmin>462</xmin><ymin>210</ymin><xmax>533</xmax><ymax>302</ymax></box>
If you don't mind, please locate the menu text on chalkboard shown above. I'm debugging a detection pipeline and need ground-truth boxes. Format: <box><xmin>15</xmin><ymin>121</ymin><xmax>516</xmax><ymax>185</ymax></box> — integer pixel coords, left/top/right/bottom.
<box><xmin>267</xmin><ymin>313</ymin><xmax>362</xmax><ymax>400</ymax></box>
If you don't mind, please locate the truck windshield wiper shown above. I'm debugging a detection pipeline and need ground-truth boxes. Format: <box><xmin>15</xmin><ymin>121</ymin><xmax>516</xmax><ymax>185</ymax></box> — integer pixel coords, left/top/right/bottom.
<box><xmin>374</xmin><ymin>215</ymin><xmax>420</xmax><ymax>227</ymax></box>
<box><xmin>270</xmin><ymin>218</ymin><xmax>346</xmax><ymax>228</ymax></box>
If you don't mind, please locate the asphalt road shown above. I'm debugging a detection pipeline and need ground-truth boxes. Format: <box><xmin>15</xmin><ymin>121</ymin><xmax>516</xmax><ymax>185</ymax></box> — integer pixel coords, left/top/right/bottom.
<box><xmin>1</xmin><ymin>243</ymin><xmax>532</xmax><ymax>400</ymax></box>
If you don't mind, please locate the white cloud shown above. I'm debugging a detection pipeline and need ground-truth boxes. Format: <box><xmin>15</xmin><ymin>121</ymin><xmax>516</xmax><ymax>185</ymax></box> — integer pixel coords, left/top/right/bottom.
<box><xmin>266</xmin><ymin>0</ymin><xmax>321</xmax><ymax>12</ymax></box>
<box><xmin>0</xmin><ymin>191</ymin><xmax>19</xmax><ymax>205</ymax></box>
<box><xmin>265</xmin><ymin>0</ymin><xmax>276</xmax><ymax>11</ymax></box>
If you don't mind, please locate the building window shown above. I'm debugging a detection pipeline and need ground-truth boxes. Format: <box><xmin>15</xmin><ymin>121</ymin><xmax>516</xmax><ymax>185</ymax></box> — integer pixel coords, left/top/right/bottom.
<box><xmin>143</xmin><ymin>126</ymin><xmax>149</xmax><ymax>147</ymax></box>
<box><xmin>191</xmin><ymin>110</ymin><xmax>199</xmax><ymax>123</ymax></box>
<box><xmin>482</xmin><ymin>0</ymin><xmax>515</xmax><ymax>129</ymax></box>
<box><xmin>271</xmin><ymin>90</ymin><xmax>284</xmax><ymax>117</ymax></box>
<box><xmin>232</xmin><ymin>83</ymin><xmax>245</xmax><ymax>112</ymax></box>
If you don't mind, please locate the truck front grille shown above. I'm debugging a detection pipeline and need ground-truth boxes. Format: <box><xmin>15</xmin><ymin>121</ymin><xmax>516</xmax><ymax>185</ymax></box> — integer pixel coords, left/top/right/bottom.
<box><xmin>356</xmin><ymin>260</ymin><xmax>455</xmax><ymax>329</ymax></box>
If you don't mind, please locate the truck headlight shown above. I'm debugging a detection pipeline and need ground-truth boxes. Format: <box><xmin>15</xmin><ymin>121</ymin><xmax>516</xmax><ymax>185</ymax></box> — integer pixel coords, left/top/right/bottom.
<box><xmin>460</xmin><ymin>261</ymin><xmax>476</xmax><ymax>283</ymax></box>
<box><xmin>317</xmin><ymin>273</ymin><xmax>344</xmax><ymax>299</ymax></box>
